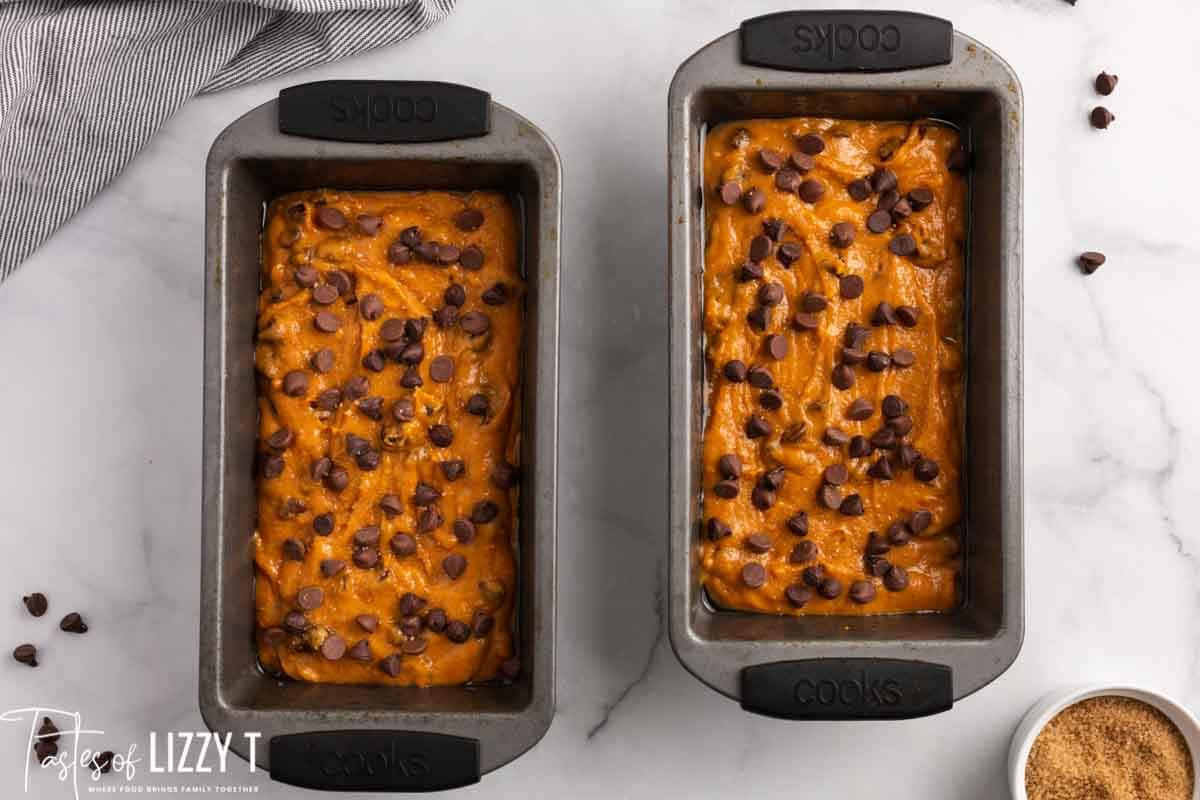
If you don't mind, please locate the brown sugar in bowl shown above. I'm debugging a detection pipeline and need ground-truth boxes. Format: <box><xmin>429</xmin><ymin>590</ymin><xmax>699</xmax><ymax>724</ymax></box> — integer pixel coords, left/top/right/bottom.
<box><xmin>1009</xmin><ymin>686</ymin><xmax>1200</xmax><ymax>800</ymax></box>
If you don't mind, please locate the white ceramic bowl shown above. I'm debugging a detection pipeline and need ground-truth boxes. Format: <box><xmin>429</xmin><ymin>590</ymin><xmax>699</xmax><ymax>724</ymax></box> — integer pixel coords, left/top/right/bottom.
<box><xmin>1009</xmin><ymin>685</ymin><xmax>1200</xmax><ymax>799</ymax></box>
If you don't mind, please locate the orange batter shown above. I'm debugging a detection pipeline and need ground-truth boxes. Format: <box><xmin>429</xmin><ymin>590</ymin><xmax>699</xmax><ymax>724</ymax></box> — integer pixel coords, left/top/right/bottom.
<box><xmin>254</xmin><ymin>189</ymin><xmax>521</xmax><ymax>685</ymax></box>
<box><xmin>700</xmin><ymin>118</ymin><xmax>965</xmax><ymax>615</ymax></box>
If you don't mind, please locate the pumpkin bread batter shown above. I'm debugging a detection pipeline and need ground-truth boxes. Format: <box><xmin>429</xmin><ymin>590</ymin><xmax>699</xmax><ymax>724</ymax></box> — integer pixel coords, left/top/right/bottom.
<box><xmin>254</xmin><ymin>189</ymin><xmax>521</xmax><ymax>685</ymax></box>
<box><xmin>701</xmin><ymin>118</ymin><xmax>966</xmax><ymax>615</ymax></box>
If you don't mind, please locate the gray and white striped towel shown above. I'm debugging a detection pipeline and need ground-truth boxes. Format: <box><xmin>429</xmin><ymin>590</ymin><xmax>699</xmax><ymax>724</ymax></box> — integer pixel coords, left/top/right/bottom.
<box><xmin>0</xmin><ymin>0</ymin><xmax>455</xmax><ymax>281</ymax></box>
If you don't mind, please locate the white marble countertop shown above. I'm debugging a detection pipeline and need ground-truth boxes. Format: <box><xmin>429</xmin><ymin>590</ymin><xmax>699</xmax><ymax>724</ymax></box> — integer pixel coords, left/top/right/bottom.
<box><xmin>0</xmin><ymin>0</ymin><xmax>1195</xmax><ymax>796</ymax></box>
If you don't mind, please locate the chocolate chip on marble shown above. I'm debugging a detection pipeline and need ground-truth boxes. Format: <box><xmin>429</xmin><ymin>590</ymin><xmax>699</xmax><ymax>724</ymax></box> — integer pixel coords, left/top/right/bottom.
<box><xmin>817</xmin><ymin>576</ymin><xmax>843</xmax><ymax>600</ymax></box>
<box><xmin>798</xmin><ymin>179</ymin><xmax>825</xmax><ymax>203</ymax></box>
<box><xmin>839</xmin><ymin>494</ymin><xmax>865</xmax><ymax>516</ymax></box>
<box><xmin>13</xmin><ymin>643</ymin><xmax>37</xmax><ymax>667</ymax></box>
<box><xmin>23</xmin><ymin>593</ymin><xmax>48</xmax><ymax>617</ymax></box>
<box><xmin>819</xmin><ymin>483</ymin><xmax>843</xmax><ymax>510</ymax></box>
<box><xmin>1090</xmin><ymin>106</ymin><xmax>1115</xmax><ymax>129</ymax></box>
<box><xmin>741</xmin><ymin>563</ymin><xmax>768</xmax><ymax>588</ymax></box>
<box><xmin>831</xmin><ymin>364</ymin><xmax>855</xmax><ymax>390</ymax></box>
<box><xmin>390</xmin><ymin>533</ymin><xmax>416</xmax><ymax>557</ymax></box>
<box><xmin>849</xmin><ymin>580</ymin><xmax>876</xmax><ymax>604</ymax></box>
<box><xmin>830</xmin><ymin>222</ymin><xmax>856</xmax><ymax>249</ymax></box>
<box><xmin>60</xmin><ymin>612</ymin><xmax>88</xmax><ymax>634</ymax></box>
<box><xmin>314</xmin><ymin>206</ymin><xmax>347</xmax><ymax>230</ymax></box>
<box><xmin>914</xmin><ymin>458</ymin><xmax>940</xmax><ymax>482</ymax></box>
<box><xmin>718</xmin><ymin>182</ymin><xmax>742</xmax><ymax>205</ymax></box>
<box><xmin>866</xmin><ymin>351</ymin><xmax>891</xmax><ymax>372</ymax></box>
<box><xmin>823</xmin><ymin>427</ymin><xmax>850</xmax><ymax>447</ymax></box>
<box><xmin>282</xmin><ymin>370</ymin><xmax>310</xmax><ymax>397</ymax></box>
<box><xmin>796</xmin><ymin>133</ymin><xmax>825</xmax><ymax>155</ymax></box>
<box><xmin>774</xmin><ymin>169</ymin><xmax>801</xmax><ymax>193</ymax></box>
<box><xmin>896</xmin><ymin>305</ymin><xmax>920</xmax><ymax>327</ymax></box>
<box><xmin>888</xmin><ymin>234</ymin><xmax>917</xmax><ymax>257</ymax></box>
<box><xmin>1078</xmin><ymin>251</ymin><xmax>1106</xmax><ymax>274</ymax></box>
<box><xmin>891</xmin><ymin>348</ymin><xmax>916</xmax><ymax>368</ymax></box>
<box><xmin>776</xmin><ymin>242</ymin><xmax>804</xmax><ymax>267</ymax></box>
<box><xmin>787</xmin><ymin>511</ymin><xmax>809</xmax><ymax>536</ymax></box>
<box><xmin>706</xmin><ymin>517</ymin><xmax>732</xmax><ymax>541</ymax></box>
<box><xmin>747</xmin><ymin>365</ymin><xmax>774</xmax><ymax>389</ymax></box>
<box><xmin>846</xmin><ymin>398</ymin><xmax>874</xmax><ymax>421</ymax></box>
<box><xmin>745</xmin><ymin>414</ymin><xmax>772</xmax><ymax>439</ymax></box>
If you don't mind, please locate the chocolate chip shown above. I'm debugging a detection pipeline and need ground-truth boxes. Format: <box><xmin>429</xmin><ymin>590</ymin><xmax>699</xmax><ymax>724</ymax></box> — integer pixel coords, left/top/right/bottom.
<box><xmin>775</xmin><ymin>242</ymin><xmax>804</xmax><ymax>267</ymax></box>
<box><xmin>759</xmin><ymin>149</ymin><xmax>785</xmax><ymax>172</ymax></box>
<box><xmin>353</xmin><ymin>526</ymin><xmax>381</xmax><ymax>548</ymax></box>
<box><xmin>798</xmin><ymin>179</ymin><xmax>825</xmax><ymax>203</ymax></box>
<box><xmin>849</xmin><ymin>580</ymin><xmax>876</xmax><ymax>604</ymax></box>
<box><xmin>831</xmin><ymin>363</ymin><xmax>855</xmax><ymax>390</ymax></box>
<box><xmin>865</xmin><ymin>555</ymin><xmax>891</xmax><ymax>578</ymax></box>
<box><xmin>434</xmin><ymin>459</ymin><xmax>463</xmax><ymax>482</ymax></box>
<box><xmin>320</xmin><ymin>558</ymin><xmax>345</xmax><ymax>578</ymax></box>
<box><xmin>865</xmin><ymin>531</ymin><xmax>891</xmax><ymax>557</ymax></box>
<box><xmin>490</xmin><ymin>461</ymin><xmax>519</xmax><ymax>490</ymax></box>
<box><xmin>706</xmin><ymin>517</ymin><xmax>732</xmax><ymax>541</ymax></box>
<box><xmin>847</xmin><ymin>178</ymin><xmax>871</xmax><ymax>201</ymax></box>
<box><xmin>742</xmin><ymin>187</ymin><xmax>766</xmax><ymax>214</ymax></box>
<box><xmin>315</xmin><ymin>206</ymin><xmax>347</xmax><ymax>230</ymax></box>
<box><xmin>751</xmin><ymin>486</ymin><xmax>776</xmax><ymax>510</ymax></box>
<box><xmin>848</xmin><ymin>435</ymin><xmax>871</xmax><ymax>458</ymax></box>
<box><xmin>888</xmin><ymin>416</ymin><xmax>914</xmax><ymax>437</ymax></box>
<box><xmin>1078</xmin><ymin>251</ymin><xmax>1105</xmax><ymax>274</ymax></box>
<box><xmin>756</xmin><ymin>389</ymin><xmax>781</xmax><ymax>411</ymax></box>
<box><xmin>802</xmin><ymin>564</ymin><xmax>826</xmax><ymax>587</ymax></box>
<box><xmin>910</xmin><ymin>509</ymin><xmax>933</xmax><ymax>534</ymax></box>
<box><xmin>460</xmin><ymin>311</ymin><xmax>490</xmax><ymax>336</ymax></box>
<box><xmin>837</xmin><ymin>275</ymin><xmax>863</xmax><ymax>300</ymax></box>
<box><xmin>723</xmin><ymin>360</ymin><xmax>748</xmax><ymax>383</ymax></box>
<box><xmin>787</xmin><ymin>511</ymin><xmax>809</xmax><ymax>536</ymax></box>
<box><xmin>314</xmin><ymin>387</ymin><xmax>343</xmax><ymax>411</ymax></box>
<box><xmin>379</xmin><ymin>654</ymin><xmax>403</xmax><ymax>677</ymax></box>
<box><xmin>471</xmin><ymin>611</ymin><xmax>495</xmax><ymax>638</ymax></box>
<box><xmin>823</xmin><ymin>427</ymin><xmax>850</xmax><ymax>446</ymax></box>
<box><xmin>763</xmin><ymin>219</ymin><xmax>787</xmax><ymax>242</ymax></box>
<box><xmin>471</xmin><ymin>500</ymin><xmax>499</xmax><ymax>524</ymax></box>
<box><xmin>466</xmin><ymin>394</ymin><xmax>490</xmax><ymax>416</ymax></box>
<box><xmin>749</xmin><ymin>235</ymin><xmax>773</xmax><ymax>263</ymax></box>
<box><xmin>717</xmin><ymin>454</ymin><xmax>743</xmax><ymax>480</ymax></box>
<box><xmin>294</xmin><ymin>266</ymin><xmax>318</xmax><ymax>289</ymax></box>
<box><xmin>741</xmin><ymin>563</ymin><xmax>767</xmax><ymax>588</ymax></box>
<box><xmin>38</xmin><ymin>716</ymin><xmax>60</xmax><ymax>744</ymax></box>
<box><xmin>356</xmin><ymin>395</ymin><xmax>384</xmax><ymax>420</ymax></box>
<box><xmin>747</xmin><ymin>306</ymin><xmax>769</xmax><ymax>333</ymax></box>
<box><xmin>297</xmin><ymin>586</ymin><xmax>324</xmax><ymax>610</ymax></box>
<box><xmin>819</xmin><ymin>483</ymin><xmax>842</xmax><ymax>510</ymax></box>
<box><xmin>745</xmin><ymin>415</ymin><xmax>771</xmax><ymax>439</ymax></box>
<box><xmin>830</xmin><ymin>222</ymin><xmax>856</xmax><ymax>249</ymax></box>
<box><xmin>896</xmin><ymin>305</ymin><xmax>920</xmax><ymax>327</ymax></box>
<box><xmin>387</xmin><ymin>240</ymin><xmax>412</xmax><ymax>265</ymax></box>
<box><xmin>398</xmin><ymin>341</ymin><xmax>424</xmax><ymax>365</ymax></box>
<box><xmin>791</xmin><ymin>311</ymin><xmax>819</xmax><ymax>332</ymax></box>
<box><xmin>791</xmin><ymin>151</ymin><xmax>815</xmax><ymax>173</ymax></box>
<box><xmin>867</xmin><ymin>456</ymin><xmax>894</xmax><ymax>480</ymax></box>
<box><xmin>914</xmin><ymin>458</ymin><xmax>940</xmax><ymax>482</ymax></box>
<box><xmin>869</xmin><ymin>167</ymin><xmax>898</xmax><ymax>194</ymax></box>
<box><xmin>876</xmin><ymin>188</ymin><xmax>900</xmax><ymax>213</ymax></box>
<box><xmin>428</xmin><ymin>355</ymin><xmax>455</xmax><ymax>383</ymax></box>
<box><xmin>891</xmin><ymin>198</ymin><xmax>913</xmax><ymax>220</ymax></box>
<box><xmin>718</xmin><ymin>182</ymin><xmax>742</xmax><ymax>204</ymax></box>
<box><xmin>443</xmin><ymin>620</ymin><xmax>469</xmax><ymax>644</ymax></box>
<box><xmin>890</xmin><ymin>524</ymin><xmax>917</xmax><ymax>550</ymax></box>
<box><xmin>870</xmin><ymin>305</ymin><xmax>897</xmax><ymax>329</ymax></box>
<box><xmin>330</xmin><ymin>270</ymin><xmax>355</xmax><ymax>296</ymax></box>
<box><xmin>841</xmin><ymin>347</ymin><xmax>867</xmax><ymax>366</ymax></box>
<box><xmin>482</xmin><ymin>283</ymin><xmax>510</xmax><ymax>306</ymax></box>
<box><xmin>822</xmin><ymin>463</ymin><xmax>849</xmax><ymax>486</ymax></box>
<box><xmin>359</xmin><ymin>293</ymin><xmax>384</xmax><ymax>321</ymax></box>
<box><xmin>765</xmin><ymin>334</ymin><xmax>789</xmax><ymax>361</ymax></box>
<box><xmin>775</xmin><ymin>169</ymin><xmax>801</xmax><ymax>193</ymax></box>
<box><xmin>747</xmin><ymin>365</ymin><xmax>774</xmax><ymax>389</ymax></box>
<box><xmin>428</xmin><ymin>424</ymin><xmax>454</xmax><ymax>447</ymax></box>
<box><xmin>796</xmin><ymin>133</ymin><xmax>825</xmax><ymax>155</ymax></box>
<box><xmin>866</xmin><ymin>351</ymin><xmax>891</xmax><ymax>371</ymax></box>
<box><xmin>399</xmin><ymin>592</ymin><xmax>427</xmax><ymax>616</ymax></box>
<box><xmin>907</xmin><ymin>187</ymin><xmax>934</xmax><ymax>211</ymax></box>
<box><xmin>889</xmin><ymin>234</ymin><xmax>917</xmax><ymax>257</ymax></box>
<box><xmin>790</xmin><ymin>540</ymin><xmax>818</xmax><ymax>564</ymax></box>
<box><xmin>713</xmin><ymin>480</ymin><xmax>738</xmax><ymax>499</ymax></box>
<box><xmin>362</xmin><ymin>349</ymin><xmax>386</xmax><ymax>372</ymax></box>
<box><xmin>817</xmin><ymin>577</ymin><xmax>843</xmax><ymax>599</ymax></box>
<box><xmin>738</xmin><ymin>261</ymin><xmax>764</xmax><ymax>282</ymax></box>
<box><xmin>399</xmin><ymin>367</ymin><xmax>423</xmax><ymax>389</ymax></box>
<box><xmin>884</xmin><ymin>565</ymin><xmax>909</xmax><ymax>592</ymax></box>
<box><xmin>897</xmin><ymin>444</ymin><xmax>920</xmax><ymax>469</ymax></box>
<box><xmin>785</xmin><ymin>584</ymin><xmax>814</xmax><ymax>607</ymax></box>
<box><xmin>13</xmin><ymin>644</ymin><xmax>37</xmax><ymax>667</ymax></box>
<box><xmin>866</xmin><ymin>209</ymin><xmax>892</xmax><ymax>234</ymax></box>
<box><xmin>1095</xmin><ymin>71</ymin><xmax>1118</xmax><ymax>96</ymax></box>
<box><xmin>878</xmin><ymin>395</ymin><xmax>906</xmax><ymax>419</ymax></box>
<box><xmin>891</xmin><ymin>348</ymin><xmax>916</xmax><ymax>368</ymax></box>
<box><xmin>1090</xmin><ymin>106</ymin><xmax>1115</xmax><ymax>129</ymax></box>
<box><xmin>846</xmin><ymin>398</ymin><xmax>874</xmax><ymax>421</ymax></box>
<box><xmin>352</xmin><ymin>547</ymin><xmax>379</xmax><ymax>569</ymax></box>
<box><xmin>23</xmin><ymin>593</ymin><xmax>47</xmax><ymax>617</ymax></box>
<box><xmin>316</xmin><ymin>635</ymin><xmax>345</xmax><ymax>661</ymax></box>
<box><xmin>839</xmin><ymin>494</ymin><xmax>865</xmax><ymax>516</ymax></box>
<box><xmin>746</xmin><ymin>533</ymin><xmax>773</xmax><ymax>554</ymax></box>
<box><xmin>346</xmin><ymin>640</ymin><xmax>372</xmax><ymax>662</ymax></box>
<box><xmin>282</xmin><ymin>370</ymin><xmax>309</xmax><ymax>397</ymax></box>
<box><xmin>283</xmin><ymin>611</ymin><xmax>310</xmax><ymax>633</ymax></box>
<box><xmin>60</xmin><ymin>612</ymin><xmax>88</xmax><ymax>634</ymax></box>
<box><xmin>442</xmin><ymin>553</ymin><xmax>468</xmax><ymax>581</ymax></box>
<box><xmin>412</xmin><ymin>482</ymin><xmax>441</xmax><ymax>507</ymax></box>
<box><xmin>455</xmin><ymin>208</ymin><xmax>485</xmax><ymax>231</ymax></box>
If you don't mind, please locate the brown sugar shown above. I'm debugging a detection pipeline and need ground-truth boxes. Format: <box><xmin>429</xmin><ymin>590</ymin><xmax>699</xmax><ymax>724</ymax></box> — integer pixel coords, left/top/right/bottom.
<box><xmin>1025</xmin><ymin>695</ymin><xmax>1194</xmax><ymax>800</ymax></box>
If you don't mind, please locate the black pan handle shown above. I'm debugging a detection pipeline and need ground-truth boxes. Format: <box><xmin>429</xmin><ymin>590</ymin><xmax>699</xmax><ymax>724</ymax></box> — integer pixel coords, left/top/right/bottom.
<box><xmin>740</xmin><ymin>658</ymin><xmax>952</xmax><ymax>720</ymax></box>
<box><xmin>278</xmin><ymin>80</ymin><xmax>491</xmax><ymax>143</ymax></box>
<box><xmin>740</xmin><ymin>10</ymin><xmax>953</xmax><ymax>73</ymax></box>
<box><xmin>269</xmin><ymin>730</ymin><xmax>480</xmax><ymax>792</ymax></box>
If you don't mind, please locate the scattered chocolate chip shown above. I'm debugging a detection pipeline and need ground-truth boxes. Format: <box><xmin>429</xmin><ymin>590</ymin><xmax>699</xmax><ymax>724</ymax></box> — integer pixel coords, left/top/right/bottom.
<box><xmin>884</xmin><ymin>564</ymin><xmax>909</xmax><ymax>592</ymax></box>
<box><xmin>428</xmin><ymin>355</ymin><xmax>455</xmax><ymax>384</ymax></box>
<box><xmin>868</xmin><ymin>456</ymin><xmax>894</xmax><ymax>480</ymax></box>
<box><xmin>471</xmin><ymin>612</ymin><xmax>495</xmax><ymax>638</ymax></box>
<box><xmin>785</xmin><ymin>583</ymin><xmax>814</xmax><ymax>607</ymax></box>
<box><xmin>888</xmin><ymin>415</ymin><xmax>914</xmax><ymax>436</ymax></box>
<box><xmin>741</xmin><ymin>563</ymin><xmax>768</xmax><ymax>588</ymax></box>
<box><xmin>38</xmin><ymin>716</ymin><xmax>60</xmax><ymax>744</ymax></box>
<box><xmin>718</xmin><ymin>181</ymin><xmax>742</xmax><ymax>205</ymax></box>
<box><xmin>787</xmin><ymin>511</ymin><xmax>809</xmax><ymax>536</ymax></box>
<box><xmin>456</xmin><ymin>208</ymin><xmax>485</xmax><ymax>231</ymax></box>
<box><xmin>742</xmin><ymin>187</ymin><xmax>766</xmax><ymax>213</ymax></box>
<box><xmin>847</xmin><ymin>178</ymin><xmax>872</xmax><ymax>202</ymax></box>
<box><xmin>889</xmin><ymin>234</ymin><xmax>917</xmax><ymax>257</ymax></box>
<box><xmin>910</xmin><ymin>509</ymin><xmax>933</xmax><ymax>534</ymax></box>
<box><xmin>765</xmin><ymin>334</ymin><xmax>789</xmax><ymax>361</ymax></box>
<box><xmin>297</xmin><ymin>586</ymin><xmax>324</xmax><ymax>611</ymax></box>
<box><xmin>763</xmin><ymin>218</ymin><xmax>787</xmax><ymax>242</ymax></box>
<box><xmin>13</xmin><ymin>643</ymin><xmax>37</xmax><ymax>667</ymax></box>
<box><xmin>706</xmin><ymin>517</ymin><xmax>732</xmax><ymax>541</ymax></box>
<box><xmin>379</xmin><ymin>654</ymin><xmax>403</xmax><ymax>677</ymax></box>
<box><xmin>907</xmin><ymin>187</ymin><xmax>934</xmax><ymax>211</ymax></box>
<box><xmin>445</xmin><ymin>620</ymin><xmax>471</xmax><ymax>643</ymax></box>
<box><xmin>713</xmin><ymin>480</ymin><xmax>738</xmax><ymax>499</ymax></box>
<box><xmin>838</xmin><ymin>274</ymin><xmax>864</xmax><ymax>299</ymax></box>
<box><xmin>896</xmin><ymin>305</ymin><xmax>920</xmax><ymax>327</ymax></box>
<box><xmin>352</xmin><ymin>547</ymin><xmax>379</xmax><ymax>569</ymax></box>
<box><xmin>839</xmin><ymin>494</ymin><xmax>865</xmax><ymax>516</ymax></box>
<box><xmin>849</xmin><ymin>580</ymin><xmax>876</xmax><ymax>604</ymax></box>
<box><xmin>294</xmin><ymin>266</ymin><xmax>318</xmax><ymax>288</ymax></box>
<box><xmin>798</xmin><ymin>179</ymin><xmax>825</xmax><ymax>203</ymax></box>
<box><xmin>1090</xmin><ymin>106</ymin><xmax>1115</xmax><ymax>129</ymax></box>
<box><xmin>759</xmin><ymin>149</ymin><xmax>784</xmax><ymax>172</ymax></box>
<box><xmin>1095</xmin><ymin>71</ymin><xmax>1118</xmax><ymax>96</ymax></box>
<box><xmin>359</xmin><ymin>293</ymin><xmax>384</xmax><ymax>320</ymax></box>
<box><xmin>775</xmin><ymin>169</ymin><xmax>801</xmax><ymax>193</ymax></box>
<box><xmin>284</xmin><ymin>611</ymin><xmax>310</xmax><ymax>633</ymax></box>
<box><xmin>745</xmin><ymin>414</ymin><xmax>772</xmax><ymax>439</ymax></box>
<box><xmin>866</xmin><ymin>209</ymin><xmax>892</xmax><ymax>234</ymax></box>
<box><xmin>866</xmin><ymin>351</ymin><xmax>891</xmax><ymax>372</ymax></box>
<box><xmin>790</xmin><ymin>540</ymin><xmax>818</xmax><ymax>564</ymax></box>
<box><xmin>831</xmin><ymin>363</ymin><xmax>855</xmax><ymax>390</ymax></box>
<box><xmin>319</xmin><ymin>558</ymin><xmax>346</xmax><ymax>578</ymax></box>
<box><xmin>774</xmin><ymin>242</ymin><xmax>803</xmax><ymax>268</ymax></box>
<box><xmin>897</xmin><ymin>444</ymin><xmax>920</xmax><ymax>469</ymax></box>
<box><xmin>466</xmin><ymin>394</ymin><xmax>490</xmax><ymax>417</ymax></box>
<box><xmin>314</xmin><ymin>387</ymin><xmax>343</xmax><ymax>411</ymax></box>
<box><xmin>823</xmin><ymin>463</ymin><xmax>849</xmax><ymax>485</ymax></box>
<box><xmin>428</xmin><ymin>424</ymin><xmax>454</xmax><ymax>447</ymax></box>
<box><xmin>738</xmin><ymin>261</ymin><xmax>764</xmax><ymax>282</ymax></box>
<box><xmin>819</xmin><ymin>483</ymin><xmax>843</xmax><ymax>510</ymax></box>
<box><xmin>914</xmin><ymin>459</ymin><xmax>940</xmax><ymax>482</ymax></box>
<box><xmin>314</xmin><ymin>206</ymin><xmax>347</xmax><ymax>230</ymax></box>
<box><xmin>747</xmin><ymin>365</ymin><xmax>774</xmax><ymax>389</ymax></box>
<box><xmin>746</xmin><ymin>533</ymin><xmax>773</xmax><ymax>554</ymax></box>
<box><xmin>796</xmin><ymin>133</ymin><xmax>825</xmax><ymax>155</ymax></box>
<box><xmin>872</xmin><ymin>304</ymin><xmax>897</xmax><ymax>328</ymax></box>
<box><xmin>717</xmin><ymin>454</ymin><xmax>743</xmax><ymax>480</ymax></box>
<box><xmin>802</xmin><ymin>564</ymin><xmax>826</xmax><ymax>587</ymax></box>
<box><xmin>460</xmin><ymin>311</ymin><xmax>490</xmax><ymax>336</ymax></box>
<box><xmin>749</xmin><ymin>235</ymin><xmax>773</xmax><ymax>263</ymax></box>
<box><xmin>282</xmin><ymin>370</ymin><xmax>309</xmax><ymax>397</ymax></box>
<box><xmin>471</xmin><ymin>500</ymin><xmax>500</xmax><ymax>524</ymax></box>
<box><xmin>848</xmin><ymin>435</ymin><xmax>871</xmax><ymax>458</ymax></box>
<box><xmin>60</xmin><ymin>612</ymin><xmax>88</xmax><ymax>634</ymax></box>
<box><xmin>399</xmin><ymin>367</ymin><xmax>423</xmax><ymax>389</ymax></box>
<box><xmin>723</xmin><ymin>360</ymin><xmax>748</xmax><ymax>383</ymax></box>
<box><xmin>362</xmin><ymin>349</ymin><xmax>386</xmax><ymax>372</ymax></box>
<box><xmin>1078</xmin><ymin>251</ymin><xmax>1105</xmax><ymax>274</ymax></box>
<box><xmin>747</xmin><ymin>306</ymin><xmax>769</xmax><ymax>333</ymax></box>
<box><xmin>442</xmin><ymin>553</ymin><xmax>468</xmax><ymax>581</ymax></box>
<box><xmin>817</xmin><ymin>576</ymin><xmax>843</xmax><ymax>599</ymax></box>
<box><xmin>841</xmin><ymin>347</ymin><xmax>867</xmax><ymax>366</ymax></box>
<box><xmin>846</xmin><ymin>398</ymin><xmax>874</xmax><ymax>421</ymax></box>
<box><xmin>823</xmin><ymin>427</ymin><xmax>850</xmax><ymax>446</ymax></box>
<box><xmin>869</xmin><ymin>167</ymin><xmax>898</xmax><ymax>194</ymax></box>
<box><xmin>830</xmin><ymin>222</ymin><xmax>856</xmax><ymax>249</ymax></box>
<box><xmin>311</xmin><ymin>284</ymin><xmax>339</xmax><ymax>306</ymax></box>
<box><xmin>758</xmin><ymin>388</ymin><xmax>783</xmax><ymax>410</ymax></box>
<box><xmin>876</xmin><ymin>188</ymin><xmax>900</xmax><ymax>213</ymax></box>
<box><xmin>751</xmin><ymin>486</ymin><xmax>776</xmax><ymax>510</ymax></box>
<box><xmin>891</xmin><ymin>348</ymin><xmax>916</xmax><ymax>368</ymax></box>
<box><xmin>23</xmin><ymin>593</ymin><xmax>48</xmax><ymax>617</ymax></box>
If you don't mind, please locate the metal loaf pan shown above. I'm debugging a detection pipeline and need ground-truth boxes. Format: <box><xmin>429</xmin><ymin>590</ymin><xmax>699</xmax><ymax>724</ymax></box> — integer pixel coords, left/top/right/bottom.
<box><xmin>200</xmin><ymin>81</ymin><xmax>559</xmax><ymax>791</ymax></box>
<box><xmin>668</xmin><ymin>12</ymin><xmax>1023</xmax><ymax>720</ymax></box>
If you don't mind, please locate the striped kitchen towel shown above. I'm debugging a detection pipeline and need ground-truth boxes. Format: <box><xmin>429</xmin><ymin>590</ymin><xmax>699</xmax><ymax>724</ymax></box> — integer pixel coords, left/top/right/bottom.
<box><xmin>0</xmin><ymin>0</ymin><xmax>455</xmax><ymax>281</ymax></box>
